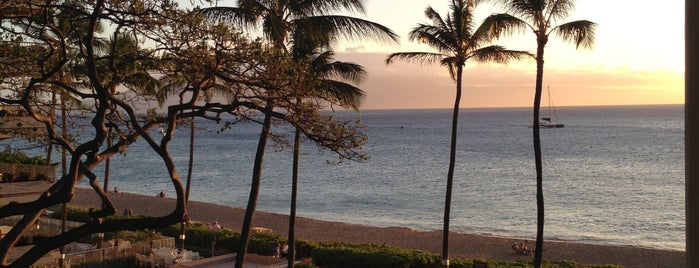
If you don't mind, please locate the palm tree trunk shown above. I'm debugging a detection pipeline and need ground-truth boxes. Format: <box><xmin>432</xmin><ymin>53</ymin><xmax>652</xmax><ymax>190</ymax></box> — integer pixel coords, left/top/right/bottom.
<box><xmin>180</xmin><ymin>117</ymin><xmax>195</xmax><ymax>253</ymax></box>
<box><xmin>442</xmin><ymin>64</ymin><xmax>463</xmax><ymax>268</ymax></box>
<box><xmin>288</xmin><ymin>128</ymin><xmax>300</xmax><ymax>268</ymax></box>
<box><xmin>236</xmin><ymin>99</ymin><xmax>273</xmax><ymax>268</ymax></box>
<box><xmin>59</xmin><ymin>96</ymin><xmax>67</xmax><ymax>268</ymax></box>
<box><xmin>533</xmin><ymin>35</ymin><xmax>547</xmax><ymax>268</ymax></box>
<box><xmin>103</xmin><ymin>125</ymin><xmax>112</xmax><ymax>208</ymax></box>
<box><xmin>47</xmin><ymin>91</ymin><xmax>56</xmax><ymax>168</ymax></box>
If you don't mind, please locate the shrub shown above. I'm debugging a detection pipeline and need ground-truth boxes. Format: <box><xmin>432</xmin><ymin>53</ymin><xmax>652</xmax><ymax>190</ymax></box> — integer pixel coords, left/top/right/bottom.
<box><xmin>0</xmin><ymin>149</ymin><xmax>48</xmax><ymax>165</ymax></box>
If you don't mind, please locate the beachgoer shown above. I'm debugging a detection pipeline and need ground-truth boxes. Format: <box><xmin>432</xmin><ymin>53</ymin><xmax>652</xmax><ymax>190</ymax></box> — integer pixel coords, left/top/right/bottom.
<box><xmin>211</xmin><ymin>221</ymin><xmax>222</xmax><ymax>230</ymax></box>
<box><xmin>128</xmin><ymin>208</ymin><xmax>133</xmax><ymax>216</ymax></box>
<box><xmin>272</xmin><ymin>241</ymin><xmax>280</xmax><ymax>258</ymax></box>
<box><xmin>114</xmin><ymin>187</ymin><xmax>120</xmax><ymax>194</ymax></box>
<box><xmin>157</xmin><ymin>191</ymin><xmax>165</xmax><ymax>198</ymax></box>
<box><xmin>123</xmin><ymin>208</ymin><xmax>129</xmax><ymax>216</ymax></box>
<box><xmin>281</xmin><ymin>242</ymin><xmax>289</xmax><ymax>257</ymax></box>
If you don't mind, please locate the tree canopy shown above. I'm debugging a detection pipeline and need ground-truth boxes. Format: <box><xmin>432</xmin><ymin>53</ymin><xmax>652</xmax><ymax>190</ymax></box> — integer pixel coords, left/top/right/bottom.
<box><xmin>0</xmin><ymin>1</ymin><xmax>368</xmax><ymax>266</ymax></box>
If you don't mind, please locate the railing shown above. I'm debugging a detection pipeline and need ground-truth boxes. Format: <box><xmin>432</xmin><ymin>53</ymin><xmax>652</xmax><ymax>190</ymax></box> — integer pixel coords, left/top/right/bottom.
<box><xmin>50</xmin><ymin>237</ymin><xmax>176</xmax><ymax>268</ymax></box>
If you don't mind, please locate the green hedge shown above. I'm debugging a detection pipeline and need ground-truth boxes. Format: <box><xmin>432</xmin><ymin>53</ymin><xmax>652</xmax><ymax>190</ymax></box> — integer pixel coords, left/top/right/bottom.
<box><xmin>0</xmin><ymin>149</ymin><xmax>50</xmax><ymax>165</ymax></box>
<box><xmin>50</xmin><ymin>206</ymin><xmax>622</xmax><ymax>268</ymax></box>
<box><xmin>310</xmin><ymin>243</ymin><xmax>440</xmax><ymax>268</ymax></box>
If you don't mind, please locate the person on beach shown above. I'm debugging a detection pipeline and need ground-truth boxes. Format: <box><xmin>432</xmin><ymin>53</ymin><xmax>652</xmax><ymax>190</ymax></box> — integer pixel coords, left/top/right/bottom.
<box><xmin>157</xmin><ymin>191</ymin><xmax>166</xmax><ymax>198</ymax></box>
<box><xmin>281</xmin><ymin>242</ymin><xmax>288</xmax><ymax>257</ymax></box>
<box><xmin>512</xmin><ymin>242</ymin><xmax>534</xmax><ymax>255</ymax></box>
<box><xmin>271</xmin><ymin>241</ymin><xmax>280</xmax><ymax>258</ymax></box>
<box><xmin>114</xmin><ymin>187</ymin><xmax>120</xmax><ymax>194</ymax></box>
<box><xmin>210</xmin><ymin>221</ymin><xmax>222</xmax><ymax>230</ymax></box>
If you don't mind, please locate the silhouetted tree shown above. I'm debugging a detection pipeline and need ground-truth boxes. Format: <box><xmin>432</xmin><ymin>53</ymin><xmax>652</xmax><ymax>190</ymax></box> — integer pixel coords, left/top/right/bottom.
<box><xmin>387</xmin><ymin>0</ymin><xmax>531</xmax><ymax>266</ymax></box>
<box><xmin>484</xmin><ymin>0</ymin><xmax>595</xmax><ymax>266</ymax></box>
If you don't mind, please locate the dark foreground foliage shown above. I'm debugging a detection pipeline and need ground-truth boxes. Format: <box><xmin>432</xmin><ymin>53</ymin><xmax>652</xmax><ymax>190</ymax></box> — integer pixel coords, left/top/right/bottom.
<box><xmin>49</xmin><ymin>206</ymin><xmax>621</xmax><ymax>268</ymax></box>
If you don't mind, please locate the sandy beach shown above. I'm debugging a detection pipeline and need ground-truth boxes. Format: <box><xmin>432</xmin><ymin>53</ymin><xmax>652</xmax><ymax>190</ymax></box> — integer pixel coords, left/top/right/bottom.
<box><xmin>69</xmin><ymin>188</ymin><xmax>684</xmax><ymax>267</ymax></box>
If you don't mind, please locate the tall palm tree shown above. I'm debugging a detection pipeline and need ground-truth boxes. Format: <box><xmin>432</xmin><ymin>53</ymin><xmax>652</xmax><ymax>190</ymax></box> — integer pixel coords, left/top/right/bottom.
<box><xmin>286</xmin><ymin>50</ymin><xmax>365</xmax><ymax>267</ymax></box>
<box><xmin>484</xmin><ymin>0</ymin><xmax>595</xmax><ymax>266</ymax></box>
<box><xmin>204</xmin><ymin>1</ymin><xmax>397</xmax><ymax>267</ymax></box>
<box><xmin>386</xmin><ymin>1</ymin><xmax>531</xmax><ymax>267</ymax></box>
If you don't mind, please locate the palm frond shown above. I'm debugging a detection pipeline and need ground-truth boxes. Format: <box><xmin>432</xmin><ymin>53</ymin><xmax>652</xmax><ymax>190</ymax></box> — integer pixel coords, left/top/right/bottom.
<box><xmin>490</xmin><ymin>0</ymin><xmax>539</xmax><ymax>23</ymax></box>
<box><xmin>317</xmin><ymin>80</ymin><xmax>365</xmax><ymax>110</ymax></box>
<box><xmin>470</xmin><ymin>45</ymin><xmax>534</xmax><ymax>64</ymax></box>
<box><xmin>290</xmin><ymin>0</ymin><xmax>366</xmax><ymax>16</ymax></box>
<box><xmin>262</xmin><ymin>12</ymin><xmax>288</xmax><ymax>48</ymax></box>
<box><xmin>310</xmin><ymin>51</ymin><xmax>335</xmax><ymax>65</ymax></box>
<box><xmin>386</xmin><ymin>52</ymin><xmax>445</xmax><ymax>65</ymax></box>
<box><xmin>408</xmin><ymin>24</ymin><xmax>457</xmax><ymax>54</ymax></box>
<box><xmin>202</xmin><ymin>82</ymin><xmax>236</xmax><ymax>103</ymax></box>
<box><xmin>293</xmin><ymin>15</ymin><xmax>399</xmax><ymax>48</ymax></box>
<box><xmin>316</xmin><ymin>60</ymin><xmax>366</xmax><ymax>85</ymax></box>
<box><xmin>450</xmin><ymin>0</ymin><xmax>476</xmax><ymax>44</ymax></box>
<box><xmin>551</xmin><ymin>20</ymin><xmax>596</xmax><ymax>49</ymax></box>
<box><xmin>440</xmin><ymin>56</ymin><xmax>459</xmax><ymax>80</ymax></box>
<box><xmin>122</xmin><ymin>72</ymin><xmax>160</xmax><ymax>96</ymax></box>
<box><xmin>155</xmin><ymin>76</ymin><xmax>188</xmax><ymax>106</ymax></box>
<box><xmin>424</xmin><ymin>6</ymin><xmax>449</xmax><ymax>31</ymax></box>
<box><xmin>477</xmin><ymin>13</ymin><xmax>530</xmax><ymax>41</ymax></box>
<box><xmin>546</xmin><ymin>0</ymin><xmax>575</xmax><ymax>23</ymax></box>
<box><xmin>200</xmin><ymin>6</ymin><xmax>257</xmax><ymax>29</ymax></box>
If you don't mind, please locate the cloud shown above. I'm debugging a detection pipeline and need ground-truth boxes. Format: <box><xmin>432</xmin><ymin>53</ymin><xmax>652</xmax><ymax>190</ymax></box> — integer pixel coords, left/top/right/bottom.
<box><xmin>344</xmin><ymin>45</ymin><xmax>366</xmax><ymax>53</ymax></box>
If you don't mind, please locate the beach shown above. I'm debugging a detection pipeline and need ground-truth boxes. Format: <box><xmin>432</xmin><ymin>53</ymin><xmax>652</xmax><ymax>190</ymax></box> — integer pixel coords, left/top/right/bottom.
<box><xmin>70</xmin><ymin>188</ymin><xmax>684</xmax><ymax>267</ymax></box>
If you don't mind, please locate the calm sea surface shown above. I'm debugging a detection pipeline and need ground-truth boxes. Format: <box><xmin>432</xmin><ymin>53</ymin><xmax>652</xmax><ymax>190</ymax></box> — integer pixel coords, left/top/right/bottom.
<box><xmin>9</xmin><ymin>105</ymin><xmax>685</xmax><ymax>251</ymax></box>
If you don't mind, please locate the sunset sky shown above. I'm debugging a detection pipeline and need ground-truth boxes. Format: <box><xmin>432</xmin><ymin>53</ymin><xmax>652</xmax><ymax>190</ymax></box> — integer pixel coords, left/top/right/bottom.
<box><xmin>210</xmin><ymin>0</ymin><xmax>685</xmax><ymax>110</ymax></box>
<box><xmin>332</xmin><ymin>0</ymin><xmax>685</xmax><ymax>110</ymax></box>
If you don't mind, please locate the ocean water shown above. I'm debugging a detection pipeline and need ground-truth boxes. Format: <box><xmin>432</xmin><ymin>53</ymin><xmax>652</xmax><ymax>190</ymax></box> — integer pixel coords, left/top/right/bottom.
<box><xmin>5</xmin><ymin>104</ymin><xmax>685</xmax><ymax>251</ymax></box>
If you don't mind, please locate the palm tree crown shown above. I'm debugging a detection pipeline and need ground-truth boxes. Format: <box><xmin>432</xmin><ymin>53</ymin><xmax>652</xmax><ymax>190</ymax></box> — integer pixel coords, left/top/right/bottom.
<box><xmin>204</xmin><ymin>0</ymin><xmax>398</xmax><ymax>56</ymax></box>
<box><xmin>486</xmin><ymin>0</ymin><xmax>595</xmax><ymax>48</ymax></box>
<box><xmin>387</xmin><ymin>0</ymin><xmax>531</xmax><ymax>78</ymax></box>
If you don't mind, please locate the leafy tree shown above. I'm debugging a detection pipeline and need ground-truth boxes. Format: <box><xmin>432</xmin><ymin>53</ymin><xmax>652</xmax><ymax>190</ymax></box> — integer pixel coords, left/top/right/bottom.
<box><xmin>386</xmin><ymin>0</ymin><xmax>531</xmax><ymax>266</ymax></box>
<box><xmin>0</xmin><ymin>1</ymin><xmax>369</xmax><ymax>267</ymax></box>
<box><xmin>483</xmin><ymin>0</ymin><xmax>596</xmax><ymax>266</ymax></box>
<box><xmin>203</xmin><ymin>1</ymin><xmax>397</xmax><ymax>266</ymax></box>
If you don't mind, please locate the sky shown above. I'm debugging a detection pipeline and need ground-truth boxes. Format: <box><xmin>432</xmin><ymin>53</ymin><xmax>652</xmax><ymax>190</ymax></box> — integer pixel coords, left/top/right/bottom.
<box><xmin>210</xmin><ymin>0</ymin><xmax>685</xmax><ymax>110</ymax></box>
<box><xmin>333</xmin><ymin>0</ymin><xmax>686</xmax><ymax>109</ymax></box>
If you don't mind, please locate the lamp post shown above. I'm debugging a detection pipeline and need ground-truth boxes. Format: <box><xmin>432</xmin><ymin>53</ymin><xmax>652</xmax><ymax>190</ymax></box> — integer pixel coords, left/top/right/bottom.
<box><xmin>97</xmin><ymin>232</ymin><xmax>104</xmax><ymax>249</ymax></box>
<box><xmin>178</xmin><ymin>233</ymin><xmax>186</xmax><ymax>253</ymax></box>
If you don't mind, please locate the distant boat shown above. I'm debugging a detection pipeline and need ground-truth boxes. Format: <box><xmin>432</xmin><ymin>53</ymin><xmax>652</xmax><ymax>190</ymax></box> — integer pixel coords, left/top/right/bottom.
<box><xmin>540</xmin><ymin>86</ymin><xmax>564</xmax><ymax>128</ymax></box>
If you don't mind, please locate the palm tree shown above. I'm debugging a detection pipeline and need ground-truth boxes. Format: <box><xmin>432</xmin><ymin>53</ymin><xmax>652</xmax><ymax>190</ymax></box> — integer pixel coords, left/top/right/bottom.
<box><xmin>204</xmin><ymin>1</ymin><xmax>397</xmax><ymax>266</ymax></box>
<box><xmin>386</xmin><ymin>1</ymin><xmax>531</xmax><ymax>266</ymax></box>
<box><xmin>286</xmin><ymin>50</ymin><xmax>366</xmax><ymax>267</ymax></box>
<box><xmin>484</xmin><ymin>0</ymin><xmax>595</xmax><ymax>266</ymax></box>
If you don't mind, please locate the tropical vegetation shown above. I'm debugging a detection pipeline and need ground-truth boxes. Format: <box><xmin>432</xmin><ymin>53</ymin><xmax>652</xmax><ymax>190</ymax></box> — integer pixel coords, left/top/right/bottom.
<box><xmin>47</xmin><ymin>206</ymin><xmax>622</xmax><ymax>268</ymax></box>
<box><xmin>0</xmin><ymin>1</ymin><xmax>369</xmax><ymax>267</ymax></box>
<box><xmin>203</xmin><ymin>1</ymin><xmax>397</xmax><ymax>266</ymax></box>
<box><xmin>386</xmin><ymin>0</ymin><xmax>531</xmax><ymax>266</ymax></box>
<box><xmin>0</xmin><ymin>0</ymin><xmax>597</xmax><ymax>267</ymax></box>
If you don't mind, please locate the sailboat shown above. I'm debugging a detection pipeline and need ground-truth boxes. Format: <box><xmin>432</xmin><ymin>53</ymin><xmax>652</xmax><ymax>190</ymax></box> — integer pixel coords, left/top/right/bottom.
<box><xmin>539</xmin><ymin>86</ymin><xmax>564</xmax><ymax>128</ymax></box>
